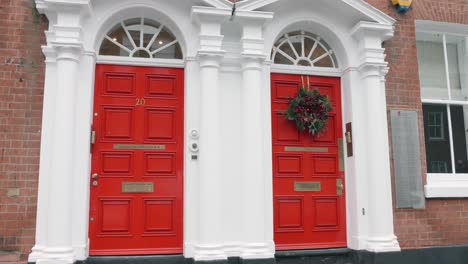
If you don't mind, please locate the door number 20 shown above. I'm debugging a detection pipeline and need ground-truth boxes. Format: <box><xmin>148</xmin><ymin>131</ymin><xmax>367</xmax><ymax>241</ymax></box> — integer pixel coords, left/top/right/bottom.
<box><xmin>136</xmin><ymin>98</ymin><xmax>146</xmax><ymax>106</ymax></box>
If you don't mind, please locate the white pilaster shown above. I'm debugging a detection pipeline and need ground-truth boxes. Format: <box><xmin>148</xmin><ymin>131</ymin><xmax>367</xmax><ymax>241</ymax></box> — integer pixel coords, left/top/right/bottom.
<box><xmin>28</xmin><ymin>47</ymin><xmax>57</xmax><ymax>264</ymax></box>
<box><xmin>192</xmin><ymin>7</ymin><xmax>229</xmax><ymax>261</ymax></box>
<box><xmin>352</xmin><ymin>22</ymin><xmax>400</xmax><ymax>252</ymax></box>
<box><xmin>72</xmin><ymin>51</ymin><xmax>96</xmax><ymax>260</ymax></box>
<box><xmin>238</xmin><ymin>11</ymin><xmax>274</xmax><ymax>260</ymax></box>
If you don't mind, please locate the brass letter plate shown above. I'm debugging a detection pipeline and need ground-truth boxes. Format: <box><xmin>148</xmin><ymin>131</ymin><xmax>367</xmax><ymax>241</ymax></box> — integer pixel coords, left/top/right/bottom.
<box><xmin>294</xmin><ymin>181</ymin><xmax>321</xmax><ymax>192</ymax></box>
<box><xmin>122</xmin><ymin>182</ymin><xmax>154</xmax><ymax>193</ymax></box>
<box><xmin>285</xmin><ymin>146</ymin><xmax>328</xmax><ymax>153</ymax></box>
<box><xmin>114</xmin><ymin>144</ymin><xmax>166</xmax><ymax>150</ymax></box>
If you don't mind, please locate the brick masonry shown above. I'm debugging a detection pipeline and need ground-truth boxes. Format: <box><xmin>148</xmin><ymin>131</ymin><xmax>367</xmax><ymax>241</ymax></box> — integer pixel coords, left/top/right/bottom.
<box><xmin>0</xmin><ymin>0</ymin><xmax>47</xmax><ymax>262</ymax></box>
<box><xmin>0</xmin><ymin>0</ymin><xmax>467</xmax><ymax>263</ymax></box>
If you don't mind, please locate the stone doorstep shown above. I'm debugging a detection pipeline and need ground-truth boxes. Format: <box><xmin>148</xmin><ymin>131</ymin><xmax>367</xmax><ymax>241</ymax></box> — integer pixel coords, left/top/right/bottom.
<box><xmin>0</xmin><ymin>251</ymin><xmax>21</xmax><ymax>262</ymax></box>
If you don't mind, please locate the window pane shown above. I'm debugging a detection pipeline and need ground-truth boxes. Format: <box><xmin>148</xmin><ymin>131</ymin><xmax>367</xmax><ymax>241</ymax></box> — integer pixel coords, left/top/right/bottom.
<box><xmin>451</xmin><ymin>105</ymin><xmax>468</xmax><ymax>173</ymax></box>
<box><xmin>447</xmin><ymin>35</ymin><xmax>467</xmax><ymax>101</ymax></box>
<box><xmin>98</xmin><ymin>17</ymin><xmax>183</xmax><ymax>59</ymax></box>
<box><xmin>423</xmin><ymin>104</ymin><xmax>452</xmax><ymax>173</ymax></box>
<box><xmin>417</xmin><ymin>33</ymin><xmax>448</xmax><ymax>100</ymax></box>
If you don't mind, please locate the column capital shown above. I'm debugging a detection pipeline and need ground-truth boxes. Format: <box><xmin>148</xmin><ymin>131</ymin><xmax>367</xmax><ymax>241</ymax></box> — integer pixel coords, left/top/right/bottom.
<box><xmin>197</xmin><ymin>51</ymin><xmax>225</xmax><ymax>69</ymax></box>
<box><xmin>240</xmin><ymin>55</ymin><xmax>266</xmax><ymax>71</ymax></box>
<box><xmin>358</xmin><ymin>63</ymin><xmax>388</xmax><ymax>79</ymax></box>
<box><xmin>53</xmin><ymin>45</ymin><xmax>83</xmax><ymax>62</ymax></box>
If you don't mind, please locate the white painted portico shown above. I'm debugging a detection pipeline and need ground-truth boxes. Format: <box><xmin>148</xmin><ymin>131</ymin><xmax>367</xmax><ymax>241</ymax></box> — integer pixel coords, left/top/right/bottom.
<box><xmin>30</xmin><ymin>0</ymin><xmax>399</xmax><ymax>263</ymax></box>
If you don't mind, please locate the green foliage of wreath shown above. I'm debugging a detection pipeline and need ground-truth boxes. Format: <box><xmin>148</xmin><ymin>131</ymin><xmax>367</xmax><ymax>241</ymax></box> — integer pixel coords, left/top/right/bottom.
<box><xmin>285</xmin><ymin>87</ymin><xmax>333</xmax><ymax>136</ymax></box>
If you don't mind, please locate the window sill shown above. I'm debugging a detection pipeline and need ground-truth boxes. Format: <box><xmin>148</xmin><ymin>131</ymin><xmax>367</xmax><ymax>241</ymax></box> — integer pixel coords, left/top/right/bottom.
<box><xmin>425</xmin><ymin>174</ymin><xmax>468</xmax><ymax>198</ymax></box>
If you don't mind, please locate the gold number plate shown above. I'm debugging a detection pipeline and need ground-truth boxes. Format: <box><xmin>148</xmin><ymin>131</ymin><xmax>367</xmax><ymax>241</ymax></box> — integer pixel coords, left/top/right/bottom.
<box><xmin>122</xmin><ymin>182</ymin><xmax>154</xmax><ymax>193</ymax></box>
<box><xmin>294</xmin><ymin>181</ymin><xmax>321</xmax><ymax>192</ymax></box>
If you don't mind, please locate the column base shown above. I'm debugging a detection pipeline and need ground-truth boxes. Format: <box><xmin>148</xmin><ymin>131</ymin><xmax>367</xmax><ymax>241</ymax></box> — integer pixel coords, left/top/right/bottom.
<box><xmin>193</xmin><ymin>244</ymin><xmax>228</xmax><ymax>261</ymax></box>
<box><xmin>366</xmin><ymin>236</ymin><xmax>400</xmax><ymax>252</ymax></box>
<box><xmin>33</xmin><ymin>247</ymin><xmax>75</xmax><ymax>264</ymax></box>
<box><xmin>240</xmin><ymin>241</ymin><xmax>275</xmax><ymax>260</ymax></box>
<box><xmin>28</xmin><ymin>245</ymin><xmax>45</xmax><ymax>263</ymax></box>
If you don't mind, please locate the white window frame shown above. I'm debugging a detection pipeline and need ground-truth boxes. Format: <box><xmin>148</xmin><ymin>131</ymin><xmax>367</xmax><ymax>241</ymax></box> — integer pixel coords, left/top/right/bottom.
<box><xmin>431</xmin><ymin>160</ymin><xmax>448</xmax><ymax>173</ymax></box>
<box><xmin>416</xmin><ymin>20</ymin><xmax>468</xmax><ymax>198</ymax></box>
<box><xmin>427</xmin><ymin>111</ymin><xmax>445</xmax><ymax>140</ymax></box>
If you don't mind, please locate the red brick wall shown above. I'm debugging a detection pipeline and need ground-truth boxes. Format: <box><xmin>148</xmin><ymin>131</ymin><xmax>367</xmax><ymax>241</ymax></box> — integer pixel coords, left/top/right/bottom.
<box><xmin>0</xmin><ymin>0</ymin><xmax>47</xmax><ymax>262</ymax></box>
<box><xmin>366</xmin><ymin>0</ymin><xmax>468</xmax><ymax>248</ymax></box>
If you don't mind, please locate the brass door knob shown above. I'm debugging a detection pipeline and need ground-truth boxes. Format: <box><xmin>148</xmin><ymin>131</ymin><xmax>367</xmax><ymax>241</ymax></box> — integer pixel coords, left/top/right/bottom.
<box><xmin>92</xmin><ymin>173</ymin><xmax>99</xmax><ymax>179</ymax></box>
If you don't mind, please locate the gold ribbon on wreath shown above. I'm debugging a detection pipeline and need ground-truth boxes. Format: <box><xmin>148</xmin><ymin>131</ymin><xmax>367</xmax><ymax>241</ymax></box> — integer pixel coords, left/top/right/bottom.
<box><xmin>301</xmin><ymin>75</ymin><xmax>311</xmax><ymax>91</ymax></box>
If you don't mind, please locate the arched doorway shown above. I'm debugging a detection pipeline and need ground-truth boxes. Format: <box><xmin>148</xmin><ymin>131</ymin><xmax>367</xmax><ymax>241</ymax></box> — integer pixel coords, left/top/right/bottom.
<box><xmin>88</xmin><ymin>17</ymin><xmax>185</xmax><ymax>256</ymax></box>
<box><xmin>270</xmin><ymin>30</ymin><xmax>347</xmax><ymax>250</ymax></box>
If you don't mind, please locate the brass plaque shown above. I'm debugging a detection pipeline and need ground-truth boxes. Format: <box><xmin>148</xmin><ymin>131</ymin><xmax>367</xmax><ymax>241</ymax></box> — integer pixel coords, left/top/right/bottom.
<box><xmin>338</xmin><ymin>138</ymin><xmax>344</xmax><ymax>172</ymax></box>
<box><xmin>284</xmin><ymin>146</ymin><xmax>328</xmax><ymax>153</ymax></box>
<box><xmin>114</xmin><ymin>144</ymin><xmax>166</xmax><ymax>150</ymax></box>
<box><xmin>122</xmin><ymin>182</ymin><xmax>154</xmax><ymax>193</ymax></box>
<box><xmin>294</xmin><ymin>181</ymin><xmax>321</xmax><ymax>192</ymax></box>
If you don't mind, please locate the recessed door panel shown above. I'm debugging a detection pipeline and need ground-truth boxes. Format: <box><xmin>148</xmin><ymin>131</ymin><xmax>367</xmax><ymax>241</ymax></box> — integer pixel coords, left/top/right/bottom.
<box><xmin>103</xmin><ymin>73</ymin><xmax>136</xmax><ymax>96</ymax></box>
<box><xmin>145</xmin><ymin>108</ymin><xmax>176</xmax><ymax>141</ymax></box>
<box><xmin>90</xmin><ymin>65</ymin><xmax>184</xmax><ymax>255</ymax></box>
<box><xmin>271</xmin><ymin>73</ymin><xmax>346</xmax><ymax>250</ymax></box>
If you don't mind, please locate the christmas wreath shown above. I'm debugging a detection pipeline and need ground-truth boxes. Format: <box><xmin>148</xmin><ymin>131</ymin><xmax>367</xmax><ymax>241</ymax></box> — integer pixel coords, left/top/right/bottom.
<box><xmin>285</xmin><ymin>84</ymin><xmax>333</xmax><ymax>136</ymax></box>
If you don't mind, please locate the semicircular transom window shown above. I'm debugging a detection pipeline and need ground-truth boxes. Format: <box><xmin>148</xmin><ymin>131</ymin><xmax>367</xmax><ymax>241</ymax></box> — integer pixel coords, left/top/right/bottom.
<box><xmin>99</xmin><ymin>17</ymin><xmax>183</xmax><ymax>59</ymax></box>
<box><xmin>272</xmin><ymin>31</ymin><xmax>338</xmax><ymax>68</ymax></box>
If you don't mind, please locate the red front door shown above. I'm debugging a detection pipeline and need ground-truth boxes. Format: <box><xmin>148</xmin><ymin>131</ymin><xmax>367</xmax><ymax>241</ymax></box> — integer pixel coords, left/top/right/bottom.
<box><xmin>271</xmin><ymin>73</ymin><xmax>346</xmax><ymax>250</ymax></box>
<box><xmin>89</xmin><ymin>65</ymin><xmax>184</xmax><ymax>255</ymax></box>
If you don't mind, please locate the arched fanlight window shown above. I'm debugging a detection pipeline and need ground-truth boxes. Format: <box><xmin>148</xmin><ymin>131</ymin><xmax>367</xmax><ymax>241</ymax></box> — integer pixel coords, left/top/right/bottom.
<box><xmin>99</xmin><ymin>17</ymin><xmax>183</xmax><ymax>59</ymax></box>
<box><xmin>272</xmin><ymin>31</ymin><xmax>338</xmax><ymax>68</ymax></box>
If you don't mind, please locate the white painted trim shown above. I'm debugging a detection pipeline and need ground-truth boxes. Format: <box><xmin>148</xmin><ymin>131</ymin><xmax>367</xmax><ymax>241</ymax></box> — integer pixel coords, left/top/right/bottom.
<box><xmin>270</xmin><ymin>64</ymin><xmax>342</xmax><ymax>77</ymax></box>
<box><xmin>422</xmin><ymin>99</ymin><xmax>468</xmax><ymax>105</ymax></box>
<box><xmin>416</xmin><ymin>20</ymin><xmax>468</xmax><ymax>36</ymax></box>
<box><xmin>425</xmin><ymin>174</ymin><xmax>468</xmax><ymax>198</ymax></box>
<box><xmin>236</xmin><ymin>0</ymin><xmax>277</xmax><ymax>11</ymax></box>
<box><xmin>96</xmin><ymin>55</ymin><xmax>185</xmax><ymax>68</ymax></box>
<box><xmin>235</xmin><ymin>0</ymin><xmax>395</xmax><ymax>26</ymax></box>
<box><xmin>341</xmin><ymin>0</ymin><xmax>395</xmax><ymax>25</ymax></box>
<box><xmin>202</xmin><ymin>0</ymin><xmax>232</xmax><ymax>9</ymax></box>
<box><xmin>418</xmin><ymin>20</ymin><xmax>468</xmax><ymax>198</ymax></box>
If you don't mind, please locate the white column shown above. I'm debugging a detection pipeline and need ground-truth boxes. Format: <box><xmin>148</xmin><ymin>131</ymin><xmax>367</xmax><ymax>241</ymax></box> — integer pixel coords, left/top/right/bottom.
<box><xmin>351</xmin><ymin>21</ymin><xmax>399</xmax><ymax>252</ymax></box>
<box><xmin>196</xmin><ymin>52</ymin><xmax>225</xmax><ymax>259</ymax></box>
<box><xmin>191</xmin><ymin>7</ymin><xmax>230</xmax><ymax>261</ymax></box>
<box><xmin>195</xmin><ymin>52</ymin><xmax>227</xmax><ymax>261</ymax></box>
<box><xmin>29</xmin><ymin>47</ymin><xmax>57</xmax><ymax>263</ymax></box>
<box><xmin>240</xmin><ymin>56</ymin><xmax>273</xmax><ymax>259</ymax></box>
<box><xmin>39</xmin><ymin>46</ymin><xmax>82</xmax><ymax>264</ymax></box>
<box><xmin>360</xmin><ymin>65</ymin><xmax>400</xmax><ymax>252</ymax></box>
<box><xmin>237</xmin><ymin>12</ymin><xmax>274</xmax><ymax>260</ymax></box>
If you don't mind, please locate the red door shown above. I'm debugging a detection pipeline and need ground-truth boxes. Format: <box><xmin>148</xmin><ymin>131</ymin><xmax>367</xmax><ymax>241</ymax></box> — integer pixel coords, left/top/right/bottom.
<box><xmin>89</xmin><ymin>65</ymin><xmax>184</xmax><ymax>255</ymax></box>
<box><xmin>271</xmin><ymin>73</ymin><xmax>346</xmax><ymax>250</ymax></box>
